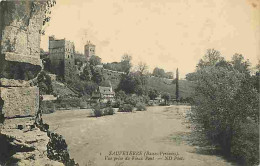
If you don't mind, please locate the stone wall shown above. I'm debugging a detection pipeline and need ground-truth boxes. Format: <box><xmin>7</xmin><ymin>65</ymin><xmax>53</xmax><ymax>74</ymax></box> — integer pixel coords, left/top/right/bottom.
<box><xmin>0</xmin><ymin>1</ymin><xmax>45</xmax><ymax>118</ymax></box>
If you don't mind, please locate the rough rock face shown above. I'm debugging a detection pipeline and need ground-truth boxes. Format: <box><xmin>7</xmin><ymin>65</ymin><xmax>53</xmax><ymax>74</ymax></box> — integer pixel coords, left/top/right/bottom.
<box><xmin>0</xmin><ymin>1</ymin><xmax>43</xmax><ymax>118</ymax></box>
<box><xmin>0</xmin><ymin>87</ymin><xmax>39</xmax><ymax>118</ymax></box>
<box><xmin>1</xmin><ymin>118</ymin><xmax>63</xmax><ymax>166</ymax></box>
<box><xmin>0</xmin><ymin>1</ymin><xmax>64</xmax><ymax>165</ymax></box>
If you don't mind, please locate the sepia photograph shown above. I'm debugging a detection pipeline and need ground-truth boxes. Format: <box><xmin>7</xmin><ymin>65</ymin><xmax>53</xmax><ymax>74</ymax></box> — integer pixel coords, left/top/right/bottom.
<box><xmin>0</xmin><ymin>0</ymin><xmax>259</xmax><ymax>165</ymax></box>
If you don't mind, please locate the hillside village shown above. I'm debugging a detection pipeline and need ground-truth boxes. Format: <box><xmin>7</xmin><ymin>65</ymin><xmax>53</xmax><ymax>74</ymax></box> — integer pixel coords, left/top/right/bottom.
<box><xmin>39</xmin><ymin>35</ymin><xmax>194</xmax><ymax>112</ymax></box>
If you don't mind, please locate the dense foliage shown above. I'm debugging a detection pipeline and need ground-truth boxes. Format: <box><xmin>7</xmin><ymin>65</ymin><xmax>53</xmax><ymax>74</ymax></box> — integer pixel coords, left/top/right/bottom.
<box><xmin>37</xmin><ymin>71</ymin><xmax>53</xmax><ymax>95</ymax></box>
<box><xmin>118</xmin><ymin>104</ymin><xmax>134</xmax><ymax>112</ymax></box>
<box><xmin>188</xmin><ymin>49</ymin><xmax>259</xmax><ymax>165</ymax></box>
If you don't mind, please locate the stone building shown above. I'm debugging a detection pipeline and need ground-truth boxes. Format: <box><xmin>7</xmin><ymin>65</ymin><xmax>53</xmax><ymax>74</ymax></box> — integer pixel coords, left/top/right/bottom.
<box><xmin>49</xmin><ymin>36</ymin><xmax>75</xmax><ymax>80</ymax></box>
<box><xmin>84</xmin><ymin>41</ymin><xmax>95</xmax><ymax>61</ymax></box>
<box><xmin>92</xmin><ymin>85</ymin><xmax>115</xmax><ymax>103</ymax></box>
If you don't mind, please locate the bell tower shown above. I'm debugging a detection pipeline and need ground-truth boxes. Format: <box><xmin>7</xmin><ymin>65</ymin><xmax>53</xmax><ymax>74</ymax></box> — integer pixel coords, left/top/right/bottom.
<box><xmin>84</xmin><ymin>41</ymin><xmax>95</xmax><ymax>61</ymax></box>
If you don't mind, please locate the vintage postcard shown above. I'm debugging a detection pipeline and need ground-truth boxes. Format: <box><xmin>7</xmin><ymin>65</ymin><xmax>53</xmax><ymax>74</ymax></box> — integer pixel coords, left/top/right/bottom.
<box><xmin>0</xmin><ymin>0</ymin><xmax>259</xmax><ymax>166</ymax></box>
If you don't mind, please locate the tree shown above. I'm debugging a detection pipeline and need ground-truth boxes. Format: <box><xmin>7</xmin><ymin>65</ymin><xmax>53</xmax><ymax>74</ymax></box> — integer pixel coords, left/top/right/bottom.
<box><xmin>121</xmin><ymin>54</ymin><xmax>132</xmax><ymax>74</ymax></box>
<box><xmin>148</xmin><ymin>88</ymin><xmax>159</xmax><ymax>100</ymax></box>
<box><xmin>136</xmin><ymin>62</ymin><xmax>149</xmax><ymax>87</ymax></box>
<box><xmin>37</xmin><ymin>71</ymin><xmax>53</xmax><ymax>95</ymax></box>
<box><xmin>165</xmin><ymin>72</ymin><xmax>174</xmax><ymax>79</ymax></box>
<box><xmin>190</xmin><ymin>55</ymin><xmax>259</xmax><ymax>165</ymax></box>
<box><xmin>89</xmin><ymin>55</ymin><xmax>101</xmax><ymax>66</ymax></box>
<box><xmin>175</xmin><ymin>68</ymin><xmax>179</xmax><ymax>101</ymax></box>
<box><xmin>137</xmin><ymin>62</ymin><xmax>148</xmax><ymax>75</ymax></box>
<box><xmin>197</xmin><ymin>49</ymin><xmax>224</xmax><ymax>69</ymax></box>
<box><xmin>116</xmin><ymin>90</ymin><xmax>127</xmax><ymax>100</ymax></box>
<box><xmin>91</xmin><ymin>66</ymin><xmax>104</xmax><ymax>85</ymax></box>
<box><xmin>162</xmin><ymin>93</ymin><xmax>171</xmax><ymax>105</ymax></box>
<box><xmin>152</xmin><ymin>67</ymin><xmax>166</xmax><ymax>78</ymax></box>
<box><xmin>231</xmin><ymin>53</ymin><xmax>250</xmax><ymax>75</ymax></box>
<box><xmin>117</xmin><ymin>73</ymin><xmax>142</xmax><ymax>94</ymax></box>
<box><xmin>80</xmin><ymin>63</ymin><xmax>92</xmax><ymax>81</ymax></box>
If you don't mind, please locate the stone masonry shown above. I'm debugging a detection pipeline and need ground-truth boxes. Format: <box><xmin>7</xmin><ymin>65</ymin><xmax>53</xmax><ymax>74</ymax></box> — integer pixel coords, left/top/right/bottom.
<box><xmin>84</xmin><ymin>40</ymin><xmax>95</xmax><ymax>61</ymax></box>
<box><xmin>0</xmin><ymin>1</ymin><xmax>44</xmax><ymax>118</ymax></box>
<box><xmin>49</xmin><ymin>36</ymin><xmax>75</xmax><ymax>80</ymax></box>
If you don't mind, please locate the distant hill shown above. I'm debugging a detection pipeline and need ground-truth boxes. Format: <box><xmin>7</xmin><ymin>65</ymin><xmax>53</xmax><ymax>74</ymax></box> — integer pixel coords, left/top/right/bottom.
<box><xmin>146</xmin><ymin>76</ymin><xmax>195</xmax><ymax>98</ymax></box>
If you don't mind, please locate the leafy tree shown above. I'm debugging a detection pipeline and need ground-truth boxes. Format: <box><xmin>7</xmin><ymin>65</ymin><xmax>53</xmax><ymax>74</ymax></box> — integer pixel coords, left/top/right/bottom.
<box><xmin>252</xmin><ymin>60</ymin><xmax>260</xmax><ymax>93</ymax></box>
<box><xmin>197</xmin><ymin>48</ymin><xmax>224</xmax><ymax>69</ymax></box>
<box><xmin>231</xmin><ymin>53</ymin><xmax>250</xmax><ymax>75</ymax></box>
<box><xmin>162</xmin><ymin>93</ymin><xmax>171</xmax><ymax>105</ymax></box>
<box><xmin>190</xmin><ymin>51</ymin><xmax>259</xmax><ymax>165</ymax></box>
<box><xmin>121</xmin><ymin>54</ymin><xmax>132</xmax><ymax>74</ymax></box>
<box><xmin>137</xmin><ymin>62</ymin><xmax>148</xmax><ymax>75</ymax></box>
<box><xmin>165</xmin><ymin>72</ymin><xmax>174</xmax><ymax>79</ymax></box>
<box><xmin>89</xmin><ymin>55</ymin><xmax>101</xmax><ymax>66</ymax></box>
<box><xmin>80</xmin><ymin>63</ymin><xmax>92</xmax><ymax>81</ymax></box>
<box><xmin>84</xmin><ymin>81</ymin><xmax>98</xmax><ymax>95</ymax></box>
<box><xmin>136</xmin><ymin>62</ymin><xmax>149</xmax><ymax>87</ymax></box>
<box><xmin>116</xmin><ymin>90</ymin><xmax>127</xmax><ymax>100</ymax></box>
<box><xmin>117</xmin><ymin>73</ymin><xmax>142</xmax><ymax>94</ymax></box>
<box><xmin>148</xmin><ymin>88</ymin><xmax>159</xmax><ymax>100</ymax></box>
<box><xmin>152</xmin><ymin>67</ymin><xmax>166</xmax><ymax>78</ymax></box>
<box><xmin>37</xmin><ymin>71</ymin><xmax>53</xmax><ymax>95</ymax></box>
<box><xmin>91</xmin><ymin>66</ymin><xmax>104</xmax><ymax>85</ymax></box>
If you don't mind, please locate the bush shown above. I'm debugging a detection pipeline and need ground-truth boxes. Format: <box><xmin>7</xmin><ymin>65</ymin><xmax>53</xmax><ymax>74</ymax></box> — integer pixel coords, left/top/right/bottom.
<box><xmin>56</xmin><ymin>97</ymin><xmax>81</xmax><ymax>109</ymax></box>
<box><xmin>37</xmin><ymin>71</ymin><xmax>53</xmax><ymax>95</ymax></box>
<box><xmin>124</xmin><ymin>95</ymin><xmax>149</xmax><ymax>106</ymax></box>
<box><xmin>136</xmin><ymin>102</ymin><xmax>146</xmax><ymax>111</ymax></box>
<box><xmin>112</xmin><ymin>99</ymin><xmax>123</xmax><ymax>108</ymax></box>
<box><xmin>106</xmin><ymin>100</ymin><xmax>112</xmax><ymax>107</ymax></box>
<box><xmin>119</xmin><ymin>104</ymin><xmax>133</xmax><ymax>112</ymax></box>
<box><xmin>159</xmin><ymin>102</ymin><xmax>169</xmax><ymax>106</ymax></box>
<box><xmin>79</xmin><ymin>101</ymin><xmax>89</xmax><ymax>109</ymax></box>
<box><xmin>41</xmin><ymin>101</ymin><xmax>55</xmax><ymax>114</ymax></box>
<box><xmin>47</xmin><ymin>131</ymin><xmax>79</xmax><ymax>166</ymax></box>
<box><xmin>125</xmin><ymin>96</ymin><xmax>138</xmax><ymax>106</ymax></box>
<box><xmin>190</xmin><ymin>66</ymin><xmax>259</xmax><ymax>165</ymax></box>
<box><xmin>93</xmin><ymin>104</ymin><xmax>102</xmax><ymax>117</ymax></box>
<box><xmin>231</xmin><ymin>120</ymin><xmax>259</xmax><ymax>166</ymax></box>
<box><xmin>103</xmin><ymin>107</ymin><xmax>114</xmax><ymax>115</ymax></box>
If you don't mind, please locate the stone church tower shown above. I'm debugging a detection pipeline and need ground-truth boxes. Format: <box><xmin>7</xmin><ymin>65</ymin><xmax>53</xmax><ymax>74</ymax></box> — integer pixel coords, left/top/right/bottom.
<box><xmin>84</xmin><ymin>41</ymin><xmax>95</xmax><ymax>61</ymax></box>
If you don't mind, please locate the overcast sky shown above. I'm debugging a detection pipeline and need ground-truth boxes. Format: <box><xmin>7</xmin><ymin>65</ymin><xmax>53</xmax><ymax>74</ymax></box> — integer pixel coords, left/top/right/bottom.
<box><xmin>40</xmin><ymin>0</ymin><xmax>259</xmax><ymax>78</ymax></box>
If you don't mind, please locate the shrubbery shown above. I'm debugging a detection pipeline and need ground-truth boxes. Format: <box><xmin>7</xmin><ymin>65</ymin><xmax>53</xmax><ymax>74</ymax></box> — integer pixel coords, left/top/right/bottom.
<box><xmin>189</xmin><ymin>51</ymin><xmax>259</xmax><ymax>166</ymax></box>
<box><xmin>55</xmin><ymin>97</ymin><xmax>81</xmax><ymax>109</ymax></box>
<box><xmin>92</xmin><ymin>104</ymin><xmax>114</xmax><ymax>117</ymax></box>
<box><xmin>118</xmin><ymin>104</ymin><xmax>133</xmax><ymax>112</ymax></box>
<box><xmin>93</xmin><ymin>104</ymin><xmax>102</xmax><ymax>117</ymax></box>
<box><xmin>103</xmin><ymin>107</ymin><xmax>114</xmax><ymax>115</ymax></box>
<box><xmin>79</xmin><ymin>101</ymin><xmax>89</xmax><ymax>109</ymax></box>
<box><xmin>37</xmin><ymin>71</ymin><xmax>53</xmax><ymax>95</ymax></box>
<box><xmin>41</xmin><ymin>101</ymin><xmax>55</xmax><ymax>114</ymax></box>
<box><xmin>47</xmin><ymin>131</ymin><xmax>79</xmax><ymax>166</ymax></box>
<box><xmin>112</xmin><ymin>99</ymin><xmax>123</xmax><ymax>108</ymax></box>
<box><xmin>135</xmin><ymin>102</ymin><xmax>146</xmax><ymax>111</ymax></box>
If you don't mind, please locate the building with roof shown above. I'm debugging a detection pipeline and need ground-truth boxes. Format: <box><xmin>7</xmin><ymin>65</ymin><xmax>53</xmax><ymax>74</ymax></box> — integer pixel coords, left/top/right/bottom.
<box><xmin>92</xmin><ymin>85</ymin><xmax>115</xmax><ymax>103</ymax></box>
